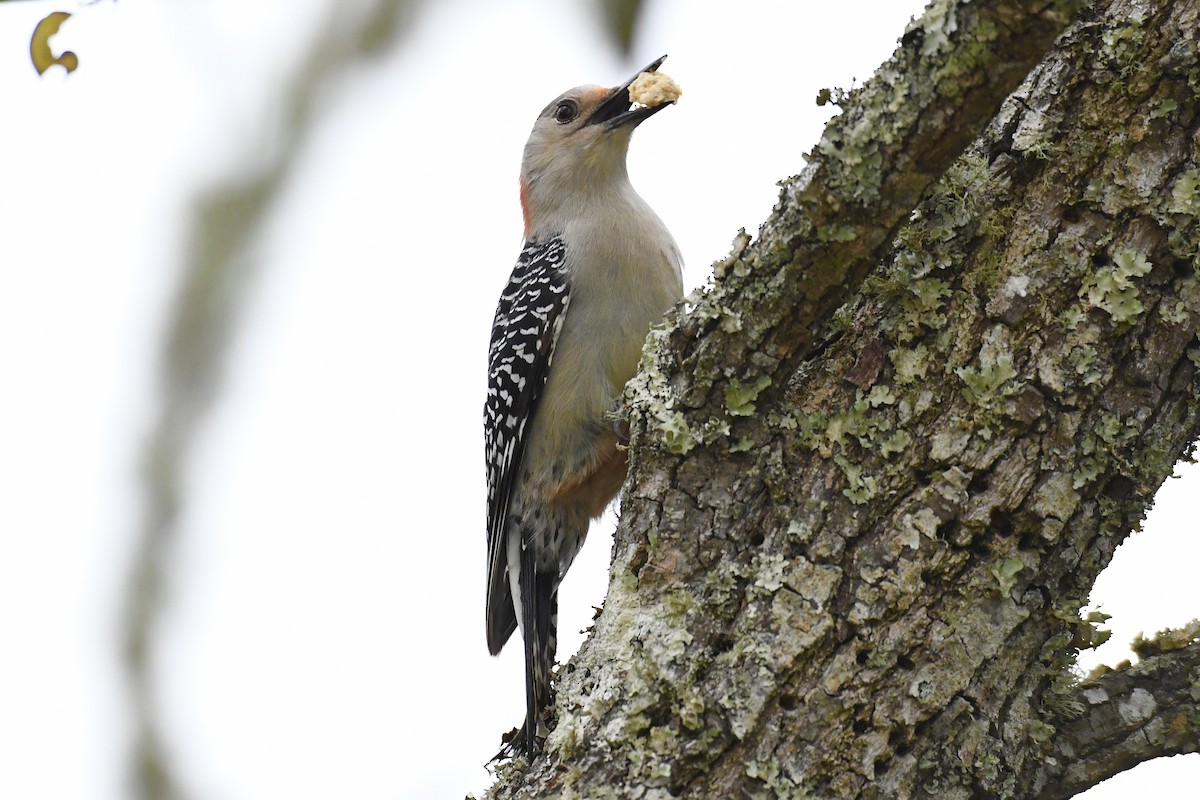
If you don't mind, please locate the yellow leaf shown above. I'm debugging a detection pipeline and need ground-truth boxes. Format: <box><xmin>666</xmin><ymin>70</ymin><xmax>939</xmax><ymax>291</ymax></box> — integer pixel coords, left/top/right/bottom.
<box><xmin>31</xmin><ymin>12</ymin><xmax>78</xmax><ymax>76</ymax></box>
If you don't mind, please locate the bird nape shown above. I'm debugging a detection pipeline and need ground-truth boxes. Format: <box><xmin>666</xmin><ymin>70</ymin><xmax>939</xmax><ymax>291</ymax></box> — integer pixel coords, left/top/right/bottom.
<box><xmin>483</xmin><ymin>54</ymin><xmax>684</xmax><ymax>760</ymax></box>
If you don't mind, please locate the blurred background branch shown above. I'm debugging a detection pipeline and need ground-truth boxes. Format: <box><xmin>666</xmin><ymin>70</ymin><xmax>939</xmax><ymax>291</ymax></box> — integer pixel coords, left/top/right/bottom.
<box><xmin>123</xmin><ymin>3</ymin><xmax>426</xmax><ymax>797</ymax></box>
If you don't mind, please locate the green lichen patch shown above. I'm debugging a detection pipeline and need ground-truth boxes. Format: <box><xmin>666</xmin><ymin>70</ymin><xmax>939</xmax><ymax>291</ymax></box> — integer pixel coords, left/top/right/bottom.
<box><xmin>1051</xmin><ymin>317</ymin><xmax>1109</xmax><ymax>389</ymax></box>
<box><xmin>956</xmin><ymin>356</ymin><xmax>1022</xmax><ymax>418</ymax></box>
<box><xmin>1081</xmin><ymin>611</ymin><xmax>1114</xmax><ymax>649</ymax></box>
<box><xmin>818</xmin><ymin>224</ymin><xmax>859</xmax><ymax>243</ymax></box>
<box><xmin>1161</xmin><ymin>299</ymin><xmax>1190</xmax><ymax>325</ymax></box>
<box><xmin>1100</xmin><ymin>10</ymin><xmax>1148</xmax><ymax>77</ymax></box>
<box><xmin>990</xmin><ymin>557</ymin><xmax>1024</xmax><ymax>595</ymax></box>
<box><xmin>1131</xmin><ymin>619</ymin><xmax>1200</xmax><ymax>658</ymax></box>
<box><xmin>867</xmin><ymin>384</ymin><xmax>897</xmax><ymax>407</ymax></box>
<box><xmin>835</xmin><ymin>454</ymin><xmax>879</xmax><ymax>504</ymax></box>
<box><xmin>1169</xmin><ymin>169</ymin><xmax>1200</xmax><ymax>216</ymax></box>
<box><xmin>1149</xmin><ymin>98</ymin><xmax>1177</xmax><ymax>120</ymax></box>
<box><xmin>891</xmin><ymin>345</ymin><xmax>931</xmax><ymax>384</ymax></box>
<box><xmin>728</xmin><ymin>438</ymin><xmax>755</xmax><ymax>453</ymax></box>
<box><xmin>1080</xmin><ymin>247</ymin><xmax>1154</xmax><ymax>324</ymax></box>
<box><xmin>869</xmin><ymin>269</ymin><xmax>953</xmax><ymax>342</ymax></box>
<box><xmin>880</xmin><ymin>429</ymin><xmax>913</xmax><ymax>458</ymax></box>
<box><xmin>1188</xmin><ymin>343</ymin><xmax>1200</xmax><ymax>369</ymax></box>
<box><xmin>660</xmin><ymin>412</ymin><xmax>695</xmax><ymax>455</ymax></box>
<box><xmin>1073</xmin><ymin>413</ymin><xmax>1137</xmax><ymax>488</ymax></box>
<box><xmin>1026</xmin><ymin>719</ymin><xmax>1057</xmax><ymax>745</ymax></box>
<box><xmin>725</xmin><ymin>375</ymin><xmax>772</xmax><ymax>417</ymax></box>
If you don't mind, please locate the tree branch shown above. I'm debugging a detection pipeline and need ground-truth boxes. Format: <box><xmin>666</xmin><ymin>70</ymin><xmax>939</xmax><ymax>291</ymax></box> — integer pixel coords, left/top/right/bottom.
<box><xmin>1035</xmin><ymin>625</ymin><xmax>1200</xmax><ymax>799</ymax></box>
<box><xmin>664</xmin><ymin>0</ymin><xmax>1085</xmax><ymax>415</ymax></box>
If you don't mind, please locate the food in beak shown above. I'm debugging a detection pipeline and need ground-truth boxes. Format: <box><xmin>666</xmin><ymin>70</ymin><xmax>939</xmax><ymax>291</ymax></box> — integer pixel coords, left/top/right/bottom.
<box><xmin>628</xmin><ymin>71</ymin><xmax>682</xmax><ymax>107</ymax></box>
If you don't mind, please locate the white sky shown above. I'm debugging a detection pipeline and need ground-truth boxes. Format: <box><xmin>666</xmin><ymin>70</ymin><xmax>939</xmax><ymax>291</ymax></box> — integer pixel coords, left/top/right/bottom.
<box><xmin>1</xmin><ymin>1</ymin><xmax>1196</xmax><ymax>798</ymax></box>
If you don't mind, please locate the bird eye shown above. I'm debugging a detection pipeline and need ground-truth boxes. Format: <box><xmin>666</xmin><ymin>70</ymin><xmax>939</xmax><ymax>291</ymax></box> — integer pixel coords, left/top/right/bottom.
<box><xmin>553</xmin><ymin>101</ymin><xmax>578</xmax><ymax>124</ymax></box>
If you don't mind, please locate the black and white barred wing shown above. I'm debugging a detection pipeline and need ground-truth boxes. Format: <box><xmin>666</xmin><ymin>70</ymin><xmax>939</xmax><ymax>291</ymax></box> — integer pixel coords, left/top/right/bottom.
<box><xmin>484</xmin><ymin>236</ymin><xmax>570</xmax><ymax>654</ymax></box>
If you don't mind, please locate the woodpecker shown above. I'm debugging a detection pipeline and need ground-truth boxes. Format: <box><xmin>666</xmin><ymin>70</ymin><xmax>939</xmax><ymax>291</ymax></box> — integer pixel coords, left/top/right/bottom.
<box><xmin>484</xmin><ymin>56</ymin><xmax>683</xmax><ymax>758</ymax></box>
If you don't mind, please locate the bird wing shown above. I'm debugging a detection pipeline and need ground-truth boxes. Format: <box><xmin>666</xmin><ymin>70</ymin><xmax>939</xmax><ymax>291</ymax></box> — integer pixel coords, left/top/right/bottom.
<box><xmin>484</xmin><ymin>236</ymin><xmax>571</xmax><ymax>655</ymax></box>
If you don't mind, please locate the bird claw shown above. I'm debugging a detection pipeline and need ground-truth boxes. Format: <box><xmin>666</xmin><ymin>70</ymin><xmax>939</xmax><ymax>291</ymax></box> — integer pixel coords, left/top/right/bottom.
<box><xmin>489</xmin><ymin>722</ymin><xmax>544</xmax><ymax>764</ymax></box>
<box><xmin>612</xmin><ymin>416</ymin><xmax>631</xmax><ymax>445</ymax></box>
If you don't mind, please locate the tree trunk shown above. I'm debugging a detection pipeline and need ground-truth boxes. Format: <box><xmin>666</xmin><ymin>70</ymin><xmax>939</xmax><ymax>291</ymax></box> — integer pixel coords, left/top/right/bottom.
<box><xmin>487</xmin><ymin>0</ymin><xmax>1200</xmax><ymax>796</ymax></box>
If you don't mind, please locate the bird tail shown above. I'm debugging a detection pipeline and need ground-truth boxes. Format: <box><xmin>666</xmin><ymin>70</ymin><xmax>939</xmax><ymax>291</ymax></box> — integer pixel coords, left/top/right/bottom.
<box><xmin>520</xmin><ymin>545</ymin><xmax>558</xmax><ymax>756</ymax></box>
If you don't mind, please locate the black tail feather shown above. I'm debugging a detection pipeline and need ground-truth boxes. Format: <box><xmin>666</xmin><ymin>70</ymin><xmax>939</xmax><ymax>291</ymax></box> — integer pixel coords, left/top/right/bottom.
<box><xmin>520</xmin><ymin>545</ymin><xmax>558</xmax><ymax>757</ymax></box>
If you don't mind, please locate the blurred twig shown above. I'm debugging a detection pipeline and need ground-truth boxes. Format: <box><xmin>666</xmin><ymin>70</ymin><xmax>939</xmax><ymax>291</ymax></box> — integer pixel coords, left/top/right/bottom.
<box><xmin>122</xmin><ymin>2</ymin><xmax>421</xmax><ymax>798</ymax></box>
<box><xmin>599</xmin><ymin>0</ymin><xmax>645</xmax><ymax>56</ymax></box>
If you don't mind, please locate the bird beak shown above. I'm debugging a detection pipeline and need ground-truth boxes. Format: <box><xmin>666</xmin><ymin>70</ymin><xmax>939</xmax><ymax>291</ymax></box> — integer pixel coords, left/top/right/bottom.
<box><xmin>586</xmin><ymin>55</ymin><xmax>671</xmax><ymax>131</ymax></box>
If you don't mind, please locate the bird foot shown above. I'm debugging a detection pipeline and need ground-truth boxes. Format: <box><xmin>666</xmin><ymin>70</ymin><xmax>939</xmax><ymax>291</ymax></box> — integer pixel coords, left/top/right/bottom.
<box><xmin>489</xmin><ymin>722</ymin><xmax>543</xmax><ymax>764</ymax></box>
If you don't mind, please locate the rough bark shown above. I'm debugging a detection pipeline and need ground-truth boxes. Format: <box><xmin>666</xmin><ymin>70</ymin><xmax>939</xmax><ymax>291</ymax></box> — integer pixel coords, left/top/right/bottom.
<box><xmin>487</xmin><ymin>0</ymin><xmax>1200</xmax><ymax>797</ymax></box>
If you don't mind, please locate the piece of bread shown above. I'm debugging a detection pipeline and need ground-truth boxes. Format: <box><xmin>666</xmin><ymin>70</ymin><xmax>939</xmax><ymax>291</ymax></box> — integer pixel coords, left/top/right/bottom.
<box><xmin>629</xmin><ymin>71</ymin><xmax>682</xmax><ymax>107</ymax></box>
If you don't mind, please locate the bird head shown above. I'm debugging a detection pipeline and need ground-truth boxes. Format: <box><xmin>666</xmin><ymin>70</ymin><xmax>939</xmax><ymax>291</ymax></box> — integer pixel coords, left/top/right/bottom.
<box><xmin>519</xmin><ymin>56</ymin><xmax>672</xmax><ymax>237</ymax></box>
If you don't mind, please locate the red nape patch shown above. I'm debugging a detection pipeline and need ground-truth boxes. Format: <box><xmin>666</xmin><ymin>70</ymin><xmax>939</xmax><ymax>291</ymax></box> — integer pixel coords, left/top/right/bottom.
<box><xmin>519</xmin><ymin>176</ymin><xmax>532</xmax><ymax>237</ymax></box>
